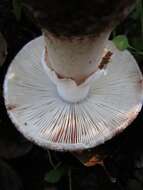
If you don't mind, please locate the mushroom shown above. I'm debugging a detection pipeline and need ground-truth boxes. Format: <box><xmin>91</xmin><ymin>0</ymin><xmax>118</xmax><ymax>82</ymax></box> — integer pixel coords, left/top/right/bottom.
<box><xmin>4</xmin><ymin>0</ymin><xmax>143</xmax><ymax>151</ymax></box>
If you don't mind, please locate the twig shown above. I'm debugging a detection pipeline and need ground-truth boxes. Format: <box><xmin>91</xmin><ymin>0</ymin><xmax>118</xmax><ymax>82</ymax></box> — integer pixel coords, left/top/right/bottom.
<box><xmin>68</xmin><ymin>167</ymin><xmax>72</xmax><ymax>190</ymax></box>
<box><xmin>102</xmin><ymin>164</ymin><xmax>125</xmax><ymax>190</ymax></box>
<box><xmin>101</xmin><ymin>163</ymin><xmax>117</xmax><ymax>184</ymax></box>
<box><xmin>47</xmin><ymin>150</ymin><xmax>56</xmax><ymax>169</ymax></box>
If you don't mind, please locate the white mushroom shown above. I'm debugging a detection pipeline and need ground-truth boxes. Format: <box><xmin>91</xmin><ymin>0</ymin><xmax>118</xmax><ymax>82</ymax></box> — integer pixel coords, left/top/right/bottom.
<box><xmin>4</xmin><ymin>34</ymin><xmax>143</xmax><ymax>151</ymax></box>
<box><xmin>3</xmin><ymin>0</ymin><xmax>143</xmax><ymax>151</ymax></box>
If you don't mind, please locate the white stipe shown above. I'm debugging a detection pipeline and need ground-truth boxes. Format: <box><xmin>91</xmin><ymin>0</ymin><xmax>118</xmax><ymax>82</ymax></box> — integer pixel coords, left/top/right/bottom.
<box><xmin>3</xmin><ymin>36</ymin><xmax>143</xmax><ymax>151</ymax></box>
<box><xmin>41</xmin><ymin>50</ymin><xmax>106</xmax><ymax>103</ymax></box>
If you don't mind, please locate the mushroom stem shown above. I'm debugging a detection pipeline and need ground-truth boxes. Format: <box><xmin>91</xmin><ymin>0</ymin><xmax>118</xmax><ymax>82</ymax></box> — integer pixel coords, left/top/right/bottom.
<box><xmin>43</xmin><ymin>29</ymin><xmax>112</xmax><ymax>85</ymax></box>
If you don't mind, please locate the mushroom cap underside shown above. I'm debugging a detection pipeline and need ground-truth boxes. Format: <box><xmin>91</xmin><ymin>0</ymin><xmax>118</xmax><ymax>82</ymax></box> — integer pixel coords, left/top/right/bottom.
<box><xmin>4</xmin><ymin>36</ymin><xmax>143</xmax><ymax>151</ymax></box>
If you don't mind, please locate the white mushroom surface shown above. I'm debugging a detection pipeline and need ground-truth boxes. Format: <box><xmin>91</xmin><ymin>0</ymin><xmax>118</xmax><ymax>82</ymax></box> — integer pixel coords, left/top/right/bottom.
<box><xmin>4</xmin><ymin>36</ymin><xmax>143</xmax><ymax>151</ymax></box>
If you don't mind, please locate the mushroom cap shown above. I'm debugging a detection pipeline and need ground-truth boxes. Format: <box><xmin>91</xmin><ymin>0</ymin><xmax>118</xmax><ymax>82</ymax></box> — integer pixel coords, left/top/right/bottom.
<box><xmin>4</xmin><ymin>36</ymin><xmax>143</xmax><ymax>151</ymax></box>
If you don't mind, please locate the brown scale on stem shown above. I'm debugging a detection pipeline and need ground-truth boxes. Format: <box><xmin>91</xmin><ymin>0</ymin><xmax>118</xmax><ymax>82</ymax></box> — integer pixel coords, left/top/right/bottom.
<box><xmin>45</xmin><ymin>47</ymin><xmax>113</xmax><ymax>85</ymax></box>
<box><xmin>99</xmin><ymin>51</ymin><xmax>113</xmax><ymax>70</ymax></box>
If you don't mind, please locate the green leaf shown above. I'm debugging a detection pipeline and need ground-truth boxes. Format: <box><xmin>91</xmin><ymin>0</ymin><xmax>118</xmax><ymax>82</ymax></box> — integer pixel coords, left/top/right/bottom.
<box><xmin>112</xmin><ymin>35</ymin><xmax>129</xmax><ymax>51</ymax></box>
<box><xmin>12</xmin><ymin>0</ymin><xmax>22</xmax><ymax>21</ymax></box>
<box><xmin>44</xmin><ymin>165</ymin><xmax>67</xmax><ymax>184</ymax></box>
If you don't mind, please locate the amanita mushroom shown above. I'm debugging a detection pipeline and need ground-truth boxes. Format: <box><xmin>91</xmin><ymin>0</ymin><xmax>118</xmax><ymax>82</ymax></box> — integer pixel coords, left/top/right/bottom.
<box><xmin>4</xmin><ymin>0</ymin><xmax>143</xmax><ymax>151</ymax></box>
